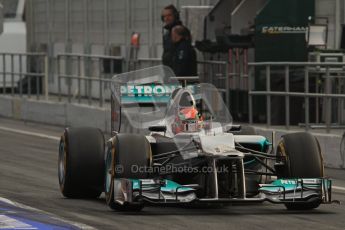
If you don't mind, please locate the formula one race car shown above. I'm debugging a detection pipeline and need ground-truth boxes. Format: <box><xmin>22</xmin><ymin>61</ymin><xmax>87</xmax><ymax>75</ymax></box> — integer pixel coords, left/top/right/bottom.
<box><xmin>58</xmin><ymin>66</ymin><xmax>332</xmax><ymax>211</ymax></box>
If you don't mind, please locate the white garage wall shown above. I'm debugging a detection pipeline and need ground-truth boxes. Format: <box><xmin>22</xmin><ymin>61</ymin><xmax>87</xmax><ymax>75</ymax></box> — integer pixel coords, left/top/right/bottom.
<box><xmin>25</xmin><ymin>0</ymin><xmax>219</xmax><ymax>94</ymax></box>
<box><xmin>26</xmin><ymin>0</ymin><xmax>218</xmax><ymax>59</ymax></box>
<box><xmin>315</xmin><ymin>0</ymin><xmax>343</xmax><ymax>49</ymax></box>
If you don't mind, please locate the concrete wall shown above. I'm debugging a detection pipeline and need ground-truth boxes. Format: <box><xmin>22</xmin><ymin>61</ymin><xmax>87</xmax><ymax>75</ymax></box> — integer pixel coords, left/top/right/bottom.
<box><xmin>0</xmin><ymin>96</ymin><xmax>111</xmax><ymax>133</ymax></box>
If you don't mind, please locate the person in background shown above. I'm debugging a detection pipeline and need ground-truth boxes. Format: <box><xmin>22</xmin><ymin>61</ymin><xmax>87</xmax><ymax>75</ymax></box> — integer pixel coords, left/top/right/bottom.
<box><xmin>161</xmin><ymin>4</ymin><xmax>182</xmax><ymax>69</ymax></box>
<box><xmin>170</xmin><ymin>25</ymin><xmax>197</xmax><ymax>77</ymax></box>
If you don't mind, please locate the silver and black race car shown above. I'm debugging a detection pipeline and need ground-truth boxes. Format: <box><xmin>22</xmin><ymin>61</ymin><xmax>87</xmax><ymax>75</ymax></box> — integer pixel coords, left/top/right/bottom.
<box><xmin>58</xmin><ymin>66</ymin><xmax>333</xmax><ymax>211</ymax></box>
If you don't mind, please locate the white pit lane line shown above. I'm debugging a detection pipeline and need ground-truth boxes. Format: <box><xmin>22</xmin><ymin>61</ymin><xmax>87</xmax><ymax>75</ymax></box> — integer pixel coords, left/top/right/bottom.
<box><xmin>0</xmin><ymin>215</ymin><xmax>37</xmax><ymax>230</ymax></box>
<box><xmin>0</xmin><ymin>197</ymin><xmax>95</xmax><ymax>230</ymax></box>
<box><xmin>333</xmin><ymin>186</ymin><xmax>345</xmax><ymax>192</ymax></box>
<box><xmin>0</xmin><ymin>126</ymin><xmax>60</xmax><ymax>141</ymax></box>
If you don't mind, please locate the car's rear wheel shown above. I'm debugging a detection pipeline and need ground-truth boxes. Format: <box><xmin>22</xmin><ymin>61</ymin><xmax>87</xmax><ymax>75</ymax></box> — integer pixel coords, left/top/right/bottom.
<box><xmin>276</xmin><ymin>132</ymin><xmax>324</xmax><ymax>210</ymax></box>
<box><xmin>105</xmin><ymin>134</ymin><xmax>152</xmax><ymax>211</ymax></box>
<box><xmin>58</xmin><ymin>127</ymin><xmax>105</xmax><ymax>198</ymax></box>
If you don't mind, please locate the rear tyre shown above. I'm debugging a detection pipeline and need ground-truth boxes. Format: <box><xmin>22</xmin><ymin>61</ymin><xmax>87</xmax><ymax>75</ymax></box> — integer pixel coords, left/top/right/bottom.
<box><xmin>276</xmin><ymin>132</ymin><xmax>324</xmax><ymax>210</ymax></box>
<box><xmin>58</xmin><ymin>127</ymin><xmax>105</xmax><ymax>198</ymax></box>
<box><xmin>105</xmin><ymin>134</ymin><xmax>152</xmax><ymax>211</ymax></box>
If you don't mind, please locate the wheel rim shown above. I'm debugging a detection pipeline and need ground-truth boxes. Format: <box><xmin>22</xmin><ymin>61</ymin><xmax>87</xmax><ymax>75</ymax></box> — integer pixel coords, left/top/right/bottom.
<box><xmin>58</xmin><ymin>137</ymin><xmax>66</xmax><ymax>185</ymax></box>
<box><xmin>105</xmin><ymin>145</ymin><xmax>113</xmax><ymax>194</ymax></box>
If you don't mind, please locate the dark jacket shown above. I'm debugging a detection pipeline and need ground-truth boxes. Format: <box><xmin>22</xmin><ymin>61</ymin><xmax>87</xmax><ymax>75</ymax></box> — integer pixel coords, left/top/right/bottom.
<box><xmin>162</xmin><ymin>20</ymin><xmax>182</xmax><ymax>68</ymax></box>
<box><xmin>171</xmin><ymin>39</ymin><xmax>197</xmax><ymax>77</ymax></box>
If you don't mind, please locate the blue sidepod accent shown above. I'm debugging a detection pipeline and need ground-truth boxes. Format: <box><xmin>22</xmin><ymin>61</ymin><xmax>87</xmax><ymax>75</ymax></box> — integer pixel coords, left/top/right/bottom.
<box><xmin>258</xmin><ymin>137</ymin><xmax>271</xmax><ymax>152</ymax></box>
<box><xmin>244</xmin><ymin>137</ymin><xmax>271</xmax><ymax>166</ymax></box>
<box><xmin>244</xmin><ymin>159</ymin><xmax>256</xmax><ymax>165</ymax></box>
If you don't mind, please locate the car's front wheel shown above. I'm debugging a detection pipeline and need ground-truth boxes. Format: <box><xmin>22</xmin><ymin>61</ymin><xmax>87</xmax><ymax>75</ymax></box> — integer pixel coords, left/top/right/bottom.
<box><xmin>276</xmin><ymin>132</ymin><xmax>324</xmax><ymax>210</ymax></box>
<box><xmin>104</xmin><ymin>134</ymin><xmax>152</xmax><ymax>211</ymax></box>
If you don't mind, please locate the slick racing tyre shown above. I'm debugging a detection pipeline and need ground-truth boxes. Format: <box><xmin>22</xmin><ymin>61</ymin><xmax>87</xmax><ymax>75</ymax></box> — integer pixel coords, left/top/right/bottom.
<box><xmin>276</xmin><ymin>132</ymin><xmax>324</xmax><ymax>210</ymax></box>
<box><xmin>58</xmin><ymin>127</ymin><xmax>105</xmax><ymax>198</ymax></box>
<box><xmin>105</xmin><ymin>134</ymin><xmax>152</xmax><ymax>211</ymax></box>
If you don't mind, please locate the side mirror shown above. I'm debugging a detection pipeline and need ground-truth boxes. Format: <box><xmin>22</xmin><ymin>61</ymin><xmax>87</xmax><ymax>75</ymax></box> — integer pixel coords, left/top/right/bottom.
<box><xmin>148</xmin><ymin>125</ymin><xmax>167</xmax><ymax>133</ymax></box>
<box><xmin>227</xmin><ymin>125</ymin><xmax>241</xmax><ymax>132</ymax></box>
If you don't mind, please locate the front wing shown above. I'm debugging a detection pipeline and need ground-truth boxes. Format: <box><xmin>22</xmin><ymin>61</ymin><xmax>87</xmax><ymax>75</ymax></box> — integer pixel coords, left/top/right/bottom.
<box><xmin>112</xmin><ymin>178</ymin><xmax>333</xmax><ymax>206</ymax></box>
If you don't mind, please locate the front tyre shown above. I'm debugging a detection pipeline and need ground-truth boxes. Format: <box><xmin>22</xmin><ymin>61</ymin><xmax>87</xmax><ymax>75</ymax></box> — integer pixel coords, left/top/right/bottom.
<box><xmin>276</xmin><ymin>132</ymin><xmax>324</xmax><ymax>210</ymax></box>
<box><xmin>105</xmin><ymin>134</ymin><xmax>152</xmax><ymax>211</ymax></box>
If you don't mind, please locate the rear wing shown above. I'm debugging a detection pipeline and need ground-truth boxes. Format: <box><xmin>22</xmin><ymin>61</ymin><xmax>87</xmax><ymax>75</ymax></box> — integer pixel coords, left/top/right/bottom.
<box><xmin>110</xmin><ymin>66</ymin><xmax>198</xmax><ymax>132</ymax></box>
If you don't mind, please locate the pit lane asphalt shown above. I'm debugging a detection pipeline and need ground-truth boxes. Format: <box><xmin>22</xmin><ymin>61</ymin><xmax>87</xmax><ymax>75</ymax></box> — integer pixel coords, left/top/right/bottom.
<box><xmin>1</xmin><ymin>117</ymin><xmax>345</xmax><ymax>230</ymax></box>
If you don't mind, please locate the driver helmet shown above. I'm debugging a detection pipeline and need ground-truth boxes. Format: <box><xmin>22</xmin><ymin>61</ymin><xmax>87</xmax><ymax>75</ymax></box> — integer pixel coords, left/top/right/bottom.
<box><xmin>178</xmin><ymin>107</ymin><xmax>199</xmax><ymax>121</ymax></box>
<box><xmin>171</xmin><ymin>89</ymin><xmax>203</xmax><ymax>134</ymax></box>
